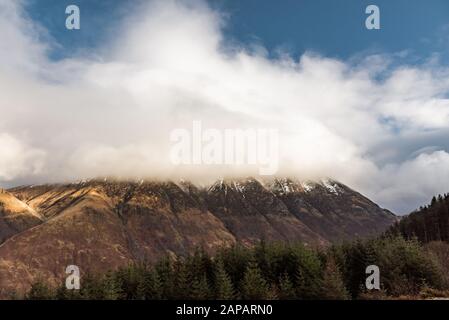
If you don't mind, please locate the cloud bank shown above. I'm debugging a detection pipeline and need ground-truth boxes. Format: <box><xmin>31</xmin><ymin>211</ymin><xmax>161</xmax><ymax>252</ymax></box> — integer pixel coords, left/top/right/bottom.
<box><xmin>1</xmin><ymin>0</ymin><xmax>449</xmax><ymax>214</ymax></box>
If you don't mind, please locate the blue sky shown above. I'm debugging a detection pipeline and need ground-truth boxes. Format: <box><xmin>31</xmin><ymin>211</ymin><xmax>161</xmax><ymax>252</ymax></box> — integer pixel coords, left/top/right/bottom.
<box><xmin>25</xmin><ymin>0</ymin><xmax>449</xmax><ymax>63</ymax></box>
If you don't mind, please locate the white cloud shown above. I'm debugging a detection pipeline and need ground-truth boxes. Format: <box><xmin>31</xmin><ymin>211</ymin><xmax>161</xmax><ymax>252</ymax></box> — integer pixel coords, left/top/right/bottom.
<box><xmin>0</xmin><ymin>133</ymin><xmax>45</xmax><ymax>181</ymax></box>
<box><xmin>369</xmin><ymin>151</ymin><xmax>449</xmax><ymax>213</ymax></box>
<box><xmin>0</xmin><ymin>0</ymin><xmax>49</xmax><ymax>73</ymax></box>
<box><xmin>1</xmin><ymin>0</ymin><xmax>449</xmax><ymax>213</ymax></box>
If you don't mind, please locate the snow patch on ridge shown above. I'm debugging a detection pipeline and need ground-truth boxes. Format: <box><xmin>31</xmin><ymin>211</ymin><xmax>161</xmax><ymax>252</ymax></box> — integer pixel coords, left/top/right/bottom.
<box><xmin>321</xmin><ymin>179</ymin><xmax>342</xmax><ymax>195</ymax></box>
<box><xmin>233</xmin><ymin>181</ymin><xmax>245</xmax><ymax>193</ymax></box>
<box><xmin>300</xmin><ymin>181</ymin><xmax>316</xmax><ymax>192</ymax></box>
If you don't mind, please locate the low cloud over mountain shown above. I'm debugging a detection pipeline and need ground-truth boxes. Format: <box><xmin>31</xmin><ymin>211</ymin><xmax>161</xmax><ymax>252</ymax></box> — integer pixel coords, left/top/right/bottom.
<box><xmin>1</xmin><ymin>0</ymin><xmax>449</xmax><ymax>213</ymax></box>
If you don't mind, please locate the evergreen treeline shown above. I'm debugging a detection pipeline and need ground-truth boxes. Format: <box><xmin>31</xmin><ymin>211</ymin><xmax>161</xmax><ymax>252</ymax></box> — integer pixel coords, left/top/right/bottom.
<box><xmin>389</xmin><ymin>194</ymin><xmax>449</xmax><ymax>243</ymax></box>
<box><xmin>25</xmin><ymin>236</ymin><xmax>448</xmax><ymax>300</ymax></box>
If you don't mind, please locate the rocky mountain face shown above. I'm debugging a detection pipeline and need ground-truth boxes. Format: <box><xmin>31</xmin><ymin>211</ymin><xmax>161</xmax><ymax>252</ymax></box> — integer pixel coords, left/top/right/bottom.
<box><xmin>0</xmin><ymin>178</ymin><xmax>396</xmax><ymax>297</ymax></box>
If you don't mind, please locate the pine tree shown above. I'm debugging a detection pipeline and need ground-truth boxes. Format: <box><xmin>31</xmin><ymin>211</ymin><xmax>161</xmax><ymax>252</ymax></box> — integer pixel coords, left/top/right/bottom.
<box><xmin>343</xmin><ymin>240</ymin><xmax>368</xmax><ymax>298</ymax></box>
<box><xmin>321</xmin><ymin>256</ymin><xmax>350</xmax><ymax>300</ymax></box>
<box><xmin>55</xmin><ymin>283</ymin><xmax>81</xmax><ymax>300</ymax></box>
<box><xmin>26</xmin><ymin>280</ymin><xmax>53</xmax><ymax>300</ymax></box>
<box><xmin>240</xmin><ymin>261</ymin><xmax>269</xmax><ymax>299</ymax></box>
<box><xmin>102</xmin><ymin>272</ymin><xmax>120</xmax><ymax>300</ymax></box>
<box><xmin>278</xmin><ymin>272</ymin><xmax>295</xmax><ymax>299</ymax></box>
<box><xmin>214</xmin><ymin>258</ymin><xmax>235</xmax><ymax>300</ymax></box>
<box><xmin>431</xmin><ymin>196</ymin><xmax>437</xmax><ymax>206</ymax></box>
<box><xmin>137</xmin><ymin>269</ymin><xmax>163</xmax><ymax>300</ymax></box>
<box><xmin>173</xmin><ymin>260</ymin><xmax>190</xmax><ymax>299</ymax></box>
<box><xmin>391</xmin><ymin>193</ymin><xmax>449</xmax><ymax>244</ymax></box>
<box><xmin>190</xmin><ymin>274</ymin><xmax>211</xmax><ymax>300</ymax></box>
<box><xmin>155</xmin><ymin>257</ymin><xmax>174</xmax><ymax>299</ymax></box>
<box><xmin>55</xmin><ymin>285</ymin><xmax>69</xmax><ymax>300</ymax></box>
<box><xmin>294</xmin><ymin>250</ymin><xmax>323</xmax><ymax>299</ymax></box>
<box><xmin>80</xmin><ymin>273</ymin><xmax>114</xmax><ymax>300</ymax></box>
<box><xmin>152</xmin><ymin>270</ymin><xmax>163</xmax><ymax>299</ymax></box>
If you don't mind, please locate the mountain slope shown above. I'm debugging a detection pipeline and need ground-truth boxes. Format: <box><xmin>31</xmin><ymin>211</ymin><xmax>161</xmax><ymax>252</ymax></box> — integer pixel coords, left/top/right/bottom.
<box><xmin>203</xmin><ymin>178</ymin><xmax>327</xmax><ymax>246</ymax></box>
<box><xmin>266</xmin><ymin>178</ymin><xmax>396</xmax><ymax>241</ymax></box>
<box><xmin>0</xmin><ymin>178</ymin><xmax>396</xmax><ymax>297</ymax></box>
<box><xmin>0</xmin><ymin>189</ymin><xmax>43</xmax><ymax>243</ymax></box>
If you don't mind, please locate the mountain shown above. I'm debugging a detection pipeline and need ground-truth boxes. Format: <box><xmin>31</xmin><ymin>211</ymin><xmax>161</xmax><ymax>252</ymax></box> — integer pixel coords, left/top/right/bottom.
<box><xmin>0</xmin><ymin>178</ymin><xmax>396</xmax><ymax>297</ymax></box>
<box><xmin>0</xmin><ymin>189</ymin><xmax>43</xmax><ymax>243</ymax></box>
<box><xmin>389</xmin><ymin>193</ymin><xmax>449</xmax><ymax>243</ymax></box>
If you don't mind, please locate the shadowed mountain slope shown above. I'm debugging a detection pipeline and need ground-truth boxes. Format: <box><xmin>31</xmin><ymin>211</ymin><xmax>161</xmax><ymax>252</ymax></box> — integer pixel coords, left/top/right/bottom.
<box><xmin>0</xmin><ymin>178</ymin><xmax>396</xmax><ymax>297</ymax></box>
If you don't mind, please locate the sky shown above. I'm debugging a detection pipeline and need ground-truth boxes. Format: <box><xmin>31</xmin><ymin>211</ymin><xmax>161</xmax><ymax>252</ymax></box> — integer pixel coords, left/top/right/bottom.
<box><xmin>23</xmin><ymin>0</ymin><xmax>449</xmax><ymax>63</ymax></box>
<box><xmin>1</xmin><ymin>0</ymin><xmax>449</xmax><ymax>214</ymax></box>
